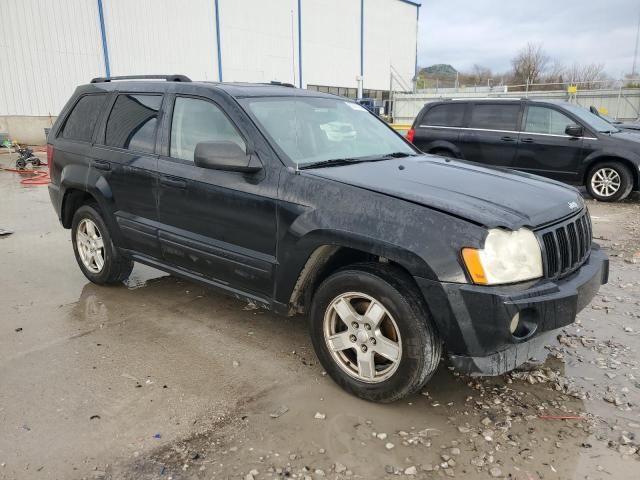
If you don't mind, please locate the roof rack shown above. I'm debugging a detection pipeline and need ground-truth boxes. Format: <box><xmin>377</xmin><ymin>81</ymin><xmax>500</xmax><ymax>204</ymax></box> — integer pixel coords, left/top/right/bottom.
<box><xmin>265</xmin><ymin>80</ymin><xmax>296</xmax><ymax>88</ymax></box>
<box><xmin>90</xmin><ymin>74</ymin><xmax>192</xmax><ymax>83</ymax></box>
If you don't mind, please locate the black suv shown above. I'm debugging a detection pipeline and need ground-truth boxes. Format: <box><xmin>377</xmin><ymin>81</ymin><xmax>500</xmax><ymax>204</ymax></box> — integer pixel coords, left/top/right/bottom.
<box><xmin>48</xmin><ymin>76</ymin><xmax>608</xmax><ymax>402</ymax></box>
<box><xmin>408</xmin><ymin>99</ymin><xmax>640</xmax><ymax>202</ymax></box>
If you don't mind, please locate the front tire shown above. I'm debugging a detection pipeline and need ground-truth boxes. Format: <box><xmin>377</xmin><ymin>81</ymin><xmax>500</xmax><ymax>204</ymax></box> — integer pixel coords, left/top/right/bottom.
<box><xmin>71</xmin><ymin>204</ymin><xmax>133</xmax><ymax>284</ymax></box>
<box><xmin>586</xmin><ymin>162</ymin><xmax>633</xmax><ymax>202</ymax></box>
<box><xmin>309</xmin><ymin>263</ymin><xmax>441</xmax><ymax>403</ymax></box>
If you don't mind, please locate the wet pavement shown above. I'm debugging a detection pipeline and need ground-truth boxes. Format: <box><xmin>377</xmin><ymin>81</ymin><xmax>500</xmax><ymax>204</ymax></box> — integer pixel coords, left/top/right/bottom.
<box><xmin>0</xmin><ymin>155</ymin><xmax>639</xmax><ymax>479</ymax></box>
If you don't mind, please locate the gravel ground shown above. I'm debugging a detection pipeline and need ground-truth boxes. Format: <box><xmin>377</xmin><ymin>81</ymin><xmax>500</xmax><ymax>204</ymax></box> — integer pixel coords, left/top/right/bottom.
<box><xmin>0</xmin><ymin>154</ymin><xmax>639</xmax><ymax>480</ymax></box>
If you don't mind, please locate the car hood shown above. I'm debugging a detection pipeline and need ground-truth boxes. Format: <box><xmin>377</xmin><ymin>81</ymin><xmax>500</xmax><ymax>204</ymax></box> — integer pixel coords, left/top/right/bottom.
<box><xmin>305</xmin><ymin>155</ymin><xmax>584</xmax><ymax>229</ymax></box>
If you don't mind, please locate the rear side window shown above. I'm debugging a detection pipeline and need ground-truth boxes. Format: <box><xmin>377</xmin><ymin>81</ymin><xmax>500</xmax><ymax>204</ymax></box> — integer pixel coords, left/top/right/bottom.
<box><xmin>61</xmin><ymin>94</ymin><xmax>107</xmax><ymax>142</ymax></box>
<box><xmin>524</xmin><ymin>106</ymin><xmax>575</xmax><ymax>135</ymax></box>
<box><xmin>105</xmin><ymin>94</ymin><xmax>162</xmax><ymax>153</ymax></box>
<box><xmin>421</xmin><ymin>104</ymin><xmax>465</xmax><ymax>127</ymax></box>
<box><xmin>170</xmin><ymin>97</ymin><xmax>246</xmax><ymax>162</ymax></box>
<box><xmin>469</xmin><ymin>104</ymin><xmax>520</xmax><ymax>131</ymax></box>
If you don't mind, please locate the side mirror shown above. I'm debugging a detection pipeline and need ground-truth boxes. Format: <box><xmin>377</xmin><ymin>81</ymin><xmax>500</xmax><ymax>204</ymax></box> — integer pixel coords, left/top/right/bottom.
<box><xmin>194</xmin><ymin>141</ymin><xmax>262</xmax><ymax>173</ymax></box>
<box><xmin>565</xmin><ymin>124</ymin><xmax>583</xmax><ymax>137</ymax></box>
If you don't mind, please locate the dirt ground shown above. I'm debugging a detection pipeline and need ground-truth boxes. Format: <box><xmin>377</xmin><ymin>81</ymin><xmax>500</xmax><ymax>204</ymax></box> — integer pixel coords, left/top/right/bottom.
<box><xmin>1</xmin><ymin>154</ymin><xmax>639</xmax><ymax>480</ymax></box>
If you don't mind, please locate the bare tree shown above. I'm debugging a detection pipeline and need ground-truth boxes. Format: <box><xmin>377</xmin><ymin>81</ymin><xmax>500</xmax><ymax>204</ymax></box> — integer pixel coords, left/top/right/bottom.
<box><xmin>544</xmin><ymin>61</ymin><xmax>566</xmax><ymax>85</ymax></box>
<box><xmin>567</xmin><ymin>63</ymin><xmax>609</xmax><ymax>89</ymax></box>
<box><xmin>511</xmin><ymin>43</ymin><xmax>549</xmax><ymax>85</ymax></box>
<box><xmin>471</xmin><ymin>64</ymin><xmax>493</xmax><ymax>84</ymax></box>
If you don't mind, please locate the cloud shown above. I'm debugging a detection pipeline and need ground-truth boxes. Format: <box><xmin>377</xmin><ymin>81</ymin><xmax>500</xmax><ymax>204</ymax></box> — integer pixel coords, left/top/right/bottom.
<box><xmin>418</xmin><ymin>0</ymin><xmax>639</xmax><ymax>78</ymax></box>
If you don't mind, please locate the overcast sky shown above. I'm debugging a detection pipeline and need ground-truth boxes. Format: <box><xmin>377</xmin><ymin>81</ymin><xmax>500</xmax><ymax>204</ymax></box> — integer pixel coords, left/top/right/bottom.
<box><xmin>418</xmin><ymin>0</ymin><xmax>640</xmax><ymax>78</ymax></box>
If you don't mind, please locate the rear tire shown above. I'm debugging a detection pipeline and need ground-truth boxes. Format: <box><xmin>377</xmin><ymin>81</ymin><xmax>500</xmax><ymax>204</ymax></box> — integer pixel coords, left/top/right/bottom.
<box><xmin>71</xmin><ymin>204</ymin><xmax>133</xmax><ymax>284</ymax></box>
<box><xmin>309</xmin><ymin>263</ymin><xmax>441</xmax><ymax>403</ymax></box>
<box><xmin>586</xmin><ymin>161</ymin><xmax>633</xmax><ymax>202</ymax></box>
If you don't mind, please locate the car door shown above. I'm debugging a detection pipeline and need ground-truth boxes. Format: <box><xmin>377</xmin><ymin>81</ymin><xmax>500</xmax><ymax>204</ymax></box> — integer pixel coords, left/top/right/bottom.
<box><xmin>156</xmin><ymin>94</ymin><xmax>278</xmax><ymax>298</ymax></box>
<box><xmin>514</xmin><ymin>104</ymin><xmax>584</xmax><ymax>183</ymax></box>
<box><xmin>458</xmin><ymin>102</ymin><xmax>522</xmax><ymax>167</ymax></box>
<box><xmin>92</xmin><ymin>92</ymin><xmax>163</xmax><ymax>258</ymax></box>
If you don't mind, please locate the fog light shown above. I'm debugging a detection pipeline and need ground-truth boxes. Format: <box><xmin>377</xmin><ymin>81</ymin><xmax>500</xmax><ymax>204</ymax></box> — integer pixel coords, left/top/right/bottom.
<box><xmin>509</xmin><ymin>312</ymin><xmax>520</xmax><ymax>334</ymax></box>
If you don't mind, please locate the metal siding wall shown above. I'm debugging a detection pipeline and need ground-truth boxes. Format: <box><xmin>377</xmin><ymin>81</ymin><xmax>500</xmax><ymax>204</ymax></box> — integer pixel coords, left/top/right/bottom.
<box><xmin>0</xmin><ymin>0</ymin><xmax>104</xmax><ymax>116</ymax></box>
<box><xmin>302</xmin><ymin>0</ymin><xmax>360</xmax><ymax>89</ymax></box>
<box><xmin>364</xmin><ymin>0</ymin><xmax>417</xmax><ymax>91</ymax></box>
<box><xmin>103</xmin><ymin>0</ymin><xmax>218</xmax><ymax>80</ymax></box>
<box><xmin>220</xmin><ymin>0</ymin><xmax>298</xmax><ymax>84</ymax></box>
<box><xmin>0</xmin><ymin>0</ymin><xmax>419</xmax><ymax>118</ymax></box>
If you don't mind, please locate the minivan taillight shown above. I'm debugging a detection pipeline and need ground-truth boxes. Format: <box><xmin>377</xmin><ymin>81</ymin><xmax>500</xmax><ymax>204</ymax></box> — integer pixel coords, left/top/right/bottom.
<box><xmin>46</xmin><ymin>144</ymin><xmax>54</xmax><ymax>175</ymax></box>
<box><xmin>406</xmin><ymin>128</ymin><xmax>415</xmax><ymax>143</ymax></box>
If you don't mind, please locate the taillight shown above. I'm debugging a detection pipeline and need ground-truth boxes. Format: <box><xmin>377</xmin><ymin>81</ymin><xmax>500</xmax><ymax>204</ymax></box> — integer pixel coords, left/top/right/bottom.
<box><xmin>406</xmin><ymin>128</ymin><xmax>415</xmax><ymax>143</ymax></box>
<box><xmin>46</xmin><ymin>144</ymin><xmax>54</xmax><ymax>175</ymax></box>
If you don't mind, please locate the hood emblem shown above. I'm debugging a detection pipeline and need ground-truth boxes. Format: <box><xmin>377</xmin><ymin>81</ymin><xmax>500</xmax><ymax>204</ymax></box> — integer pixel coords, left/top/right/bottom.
<box><xmin>568</xmin><ymin>201</ymin><xmax>579</xmax><ymax>210</ymax></box>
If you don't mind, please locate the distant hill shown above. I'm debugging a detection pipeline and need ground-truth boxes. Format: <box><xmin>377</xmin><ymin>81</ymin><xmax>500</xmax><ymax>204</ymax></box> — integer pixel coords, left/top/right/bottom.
<box><xmin>419</xmin><ymin>64</ymin><xmax>458</xmax><ymax>78</ymax></box>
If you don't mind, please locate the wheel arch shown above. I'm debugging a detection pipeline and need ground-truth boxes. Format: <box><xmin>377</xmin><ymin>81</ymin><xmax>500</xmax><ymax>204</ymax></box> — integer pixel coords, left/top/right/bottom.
<box><xmin>280</xmin><ymin>231</ymin><xmax>437</xmax><ymax>315</ymax></box>
<box><xmin>426</xmin><ymin>140</ymin><xmax>463</xmax><ymax>158</ymax></box>
<box><xmin>583</xmin><ymin>155</ymin><xmax>639</xmax><ymax>191</ymax></box>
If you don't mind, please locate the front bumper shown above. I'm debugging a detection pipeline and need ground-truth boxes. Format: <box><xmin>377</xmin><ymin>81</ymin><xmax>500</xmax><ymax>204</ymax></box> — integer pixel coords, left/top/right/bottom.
<box><xmin>416</xmin><ymin>246</ymin><xmax>609</xmax><ymax>375</ymax></box>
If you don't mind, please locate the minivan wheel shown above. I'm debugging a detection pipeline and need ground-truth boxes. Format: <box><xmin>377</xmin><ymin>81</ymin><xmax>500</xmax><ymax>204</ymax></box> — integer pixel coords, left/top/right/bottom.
<box><xmin>71</xmin><ymin>204</ymin><xmax>133</xmax><ymax>284</ymax></box>
<box><xmin>309</xmin><ymin>263</ymin><xmax>441</xmax><ymax>403</ymax></box>
<box><xmin>586</xmin><ymin>162</ymin><xmax>633</xmax><ymax>202</ymax></box>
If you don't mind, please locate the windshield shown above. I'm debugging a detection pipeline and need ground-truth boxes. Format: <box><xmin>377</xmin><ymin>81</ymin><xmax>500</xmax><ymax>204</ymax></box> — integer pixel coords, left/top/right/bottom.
<box><xmin>561</xmin><ymin>103</ymin><xmax>620</xmax><ymax>133</ymax></box>
<box><xmin>241</xmin><ymin>96</ymin><xmax>415</xmax><ymax>166</ymax></box>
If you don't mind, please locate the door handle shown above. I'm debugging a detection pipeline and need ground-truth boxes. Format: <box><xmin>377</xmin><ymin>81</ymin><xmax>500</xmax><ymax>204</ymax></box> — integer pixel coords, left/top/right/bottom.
<box><xmin>160</xmin><ymin>177</ymin><xmax>187</xmax><ymax>189</ymax></box>
<box><xmin>500</xmin><ymin>136</ymin><xmax>516</xmax><ymax>142</ymax></box>
<box><xmin>92</xmin><ymin>161</ymin><xmax>111</xmax><ymax>171</ymax></box>
<box><xmin>521</xmin><ymin>137</ymin><xmax>534</xmax><ymax>143</ymax></box>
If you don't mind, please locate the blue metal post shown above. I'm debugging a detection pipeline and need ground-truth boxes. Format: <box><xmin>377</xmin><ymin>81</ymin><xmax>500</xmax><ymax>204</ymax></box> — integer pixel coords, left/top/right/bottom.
<box><xmin>298</xmin><ymin>0</ymin><xmax>303</xmax><ymax>88</ymax></box>
<box><xmin>97</xmin><ymin>0</ymin><xmax>110</xmax><ymax>78</ymax></box>
<box><xmin>215</xmin><ymin>0</ymin><xmax>223</xmax><ymax>81</ymax></box>
<box><xmin>360</xmin><ymin>0</ymin><xmax>364</xmax><ymax>78</ymax></box>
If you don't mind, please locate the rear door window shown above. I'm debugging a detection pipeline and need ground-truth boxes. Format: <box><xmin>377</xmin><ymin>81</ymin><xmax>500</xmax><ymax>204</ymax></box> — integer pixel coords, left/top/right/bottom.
<box><xmin>169</xmin><ymin>97</ymin><xmax>246</xmax><ymax>162</ymax></box>
<box><xmin>469</xmin><ymin>104</ymin><xmax>520</xmax><ymax>131</ymax></box>
<box><xmin>421</xmin><ymin>104</ymin><xmax>465</xmax><ymax>127</ymax></box>
<box><xmin>524</xmin><ymin>106</ymin><xmax>575</xmax><ymax>135</ymax></box>
<box><xmin>105</xmin><ymin>94</ymin><xmax>162</xmax><ymax>153</ymax></box>
<box><xmin>60</xmin><ymin>94</ymin><xmax>107</xmax><ymax>142</ymax></box>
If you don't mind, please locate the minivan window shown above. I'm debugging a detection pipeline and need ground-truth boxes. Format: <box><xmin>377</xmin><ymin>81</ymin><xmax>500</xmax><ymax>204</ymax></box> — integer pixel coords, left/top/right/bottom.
<box><xmin>241</xmin><ymin>97</ymin><xmax>414</xmax><ymax>166</ymax></box>
<box><xmin>105</xmin><ymin>94</ymin><xmax>162</xmax><ymax>153</ymax></box>
<box><xmin>422</xmin><ymin>104</ymin><xmax>465</xmax><ymax>127</ymax></box>
<box><xmin>60</xmin><ymin>94</ymin><xmax>107</xmax><ymax>142</ymax></box>
<box><xmin>469</xmin><ymin>104</ymin><xmax>520</xmax><ymax>131</ymax></box>
<box><xmin>525</xmin><ymin>106</ymin><xmax>574</xmax><ymax>135</ymax></box>
<box><xmin>170</xmin><ymin>97</ymin><xmax>246</xmax><ymax>162</ymax></box>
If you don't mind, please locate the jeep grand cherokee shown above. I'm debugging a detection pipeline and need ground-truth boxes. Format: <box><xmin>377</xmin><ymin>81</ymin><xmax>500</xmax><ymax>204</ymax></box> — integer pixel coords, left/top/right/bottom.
<box><xmin>47</xmin><ymin>76</ymin><xmax>609</xmax><ymax>402</ymax></box>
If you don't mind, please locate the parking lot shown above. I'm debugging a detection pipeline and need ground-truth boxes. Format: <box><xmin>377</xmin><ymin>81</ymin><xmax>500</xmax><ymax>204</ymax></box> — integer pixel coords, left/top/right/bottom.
<box><xmin>1</xmin><ymin>153</ymin><xmax>639</xmax><ymax>480</ymax></box>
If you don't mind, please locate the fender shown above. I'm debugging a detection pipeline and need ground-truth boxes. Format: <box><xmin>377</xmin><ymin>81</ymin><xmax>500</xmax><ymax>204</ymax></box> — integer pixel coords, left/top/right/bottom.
<box><xmin>59</xmin><ymin>163</ymin><xmax>123</xmax><ymax>244</ymax></box>
<box><xmin>580</xmin><ymin>150</ymin><xmax>640</xmax><ymax>187</ymax></box>
<box><xmin>274</xmin><ymin>228</ymin><xmax>438</xmax><ymax>305</ymax></box>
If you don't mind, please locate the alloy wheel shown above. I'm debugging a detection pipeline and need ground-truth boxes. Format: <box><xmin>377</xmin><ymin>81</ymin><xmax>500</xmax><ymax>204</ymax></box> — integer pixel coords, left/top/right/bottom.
<box><xmin>591</xmin><ymin>167</ymin><xmax>621</xmax><ymax>198</ymax></box>
<box><xmin>76</xmin><ymin>218</ymin><xmax>105</xmax><ymax>273</ymax></box>
<box><xmin>323</xmin><ymin>292</ymin><xmax>402</xmax><ymax>383</ymax></box>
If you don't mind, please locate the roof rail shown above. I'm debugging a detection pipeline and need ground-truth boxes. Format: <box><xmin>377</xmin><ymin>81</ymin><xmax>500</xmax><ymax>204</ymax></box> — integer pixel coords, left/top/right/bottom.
<box><xmin>90</xmin><ymin>74</ymin><xmax>192</xmax><ymax>83</ymax></box>
<box><xmin>266</xmin><ymin>80</ymin><xmax>296</xmax><ymax>88</ymax></box>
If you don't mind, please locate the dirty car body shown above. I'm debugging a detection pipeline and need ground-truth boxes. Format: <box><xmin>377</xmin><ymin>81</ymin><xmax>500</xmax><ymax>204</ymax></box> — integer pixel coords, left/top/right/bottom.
<box><xmin>47</xmin><ymin>76</ymin><xmax>609</xmax><ymax>401</ymax></box>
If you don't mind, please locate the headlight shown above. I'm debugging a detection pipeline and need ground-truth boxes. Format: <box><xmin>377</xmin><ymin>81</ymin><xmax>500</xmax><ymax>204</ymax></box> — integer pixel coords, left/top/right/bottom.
<box><xmin>462</xmin><ymin>228</ymin><xmax>543</xmax><ymax>285</ymax></box>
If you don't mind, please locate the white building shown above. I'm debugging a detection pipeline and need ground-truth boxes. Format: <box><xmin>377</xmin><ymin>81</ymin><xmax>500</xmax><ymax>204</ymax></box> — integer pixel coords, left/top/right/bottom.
<box><xmin>0</xmin><ymin>0</ymin><xmax>420</xmax><ymax>143</ymax></box>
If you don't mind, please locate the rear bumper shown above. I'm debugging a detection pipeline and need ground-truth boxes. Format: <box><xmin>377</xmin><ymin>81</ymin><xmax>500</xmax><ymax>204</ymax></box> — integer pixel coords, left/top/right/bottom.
<box><xmin>416</xmin><ymin>246</ymin><xmax>609</xmax><ymax>375</ymax></box>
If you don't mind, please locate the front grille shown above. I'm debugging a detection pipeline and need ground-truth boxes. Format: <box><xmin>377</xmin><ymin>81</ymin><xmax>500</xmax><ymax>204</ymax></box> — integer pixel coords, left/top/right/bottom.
<box><xmin>538</xmin><ymin>210</ymin><xmax>592</xmax><ymax>279</ymax></box>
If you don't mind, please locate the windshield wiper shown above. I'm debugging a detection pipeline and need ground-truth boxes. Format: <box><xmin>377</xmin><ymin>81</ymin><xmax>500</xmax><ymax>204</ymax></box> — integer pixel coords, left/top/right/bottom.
<box><xmin>298</xmin><ymin>152</ymin><xmax>416</xmax><ymax>170</ymax></box>
<box><xmin>298</xmin><ymin>158</ymin><xmax>364</xmax><ymax>170</ymax></box>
